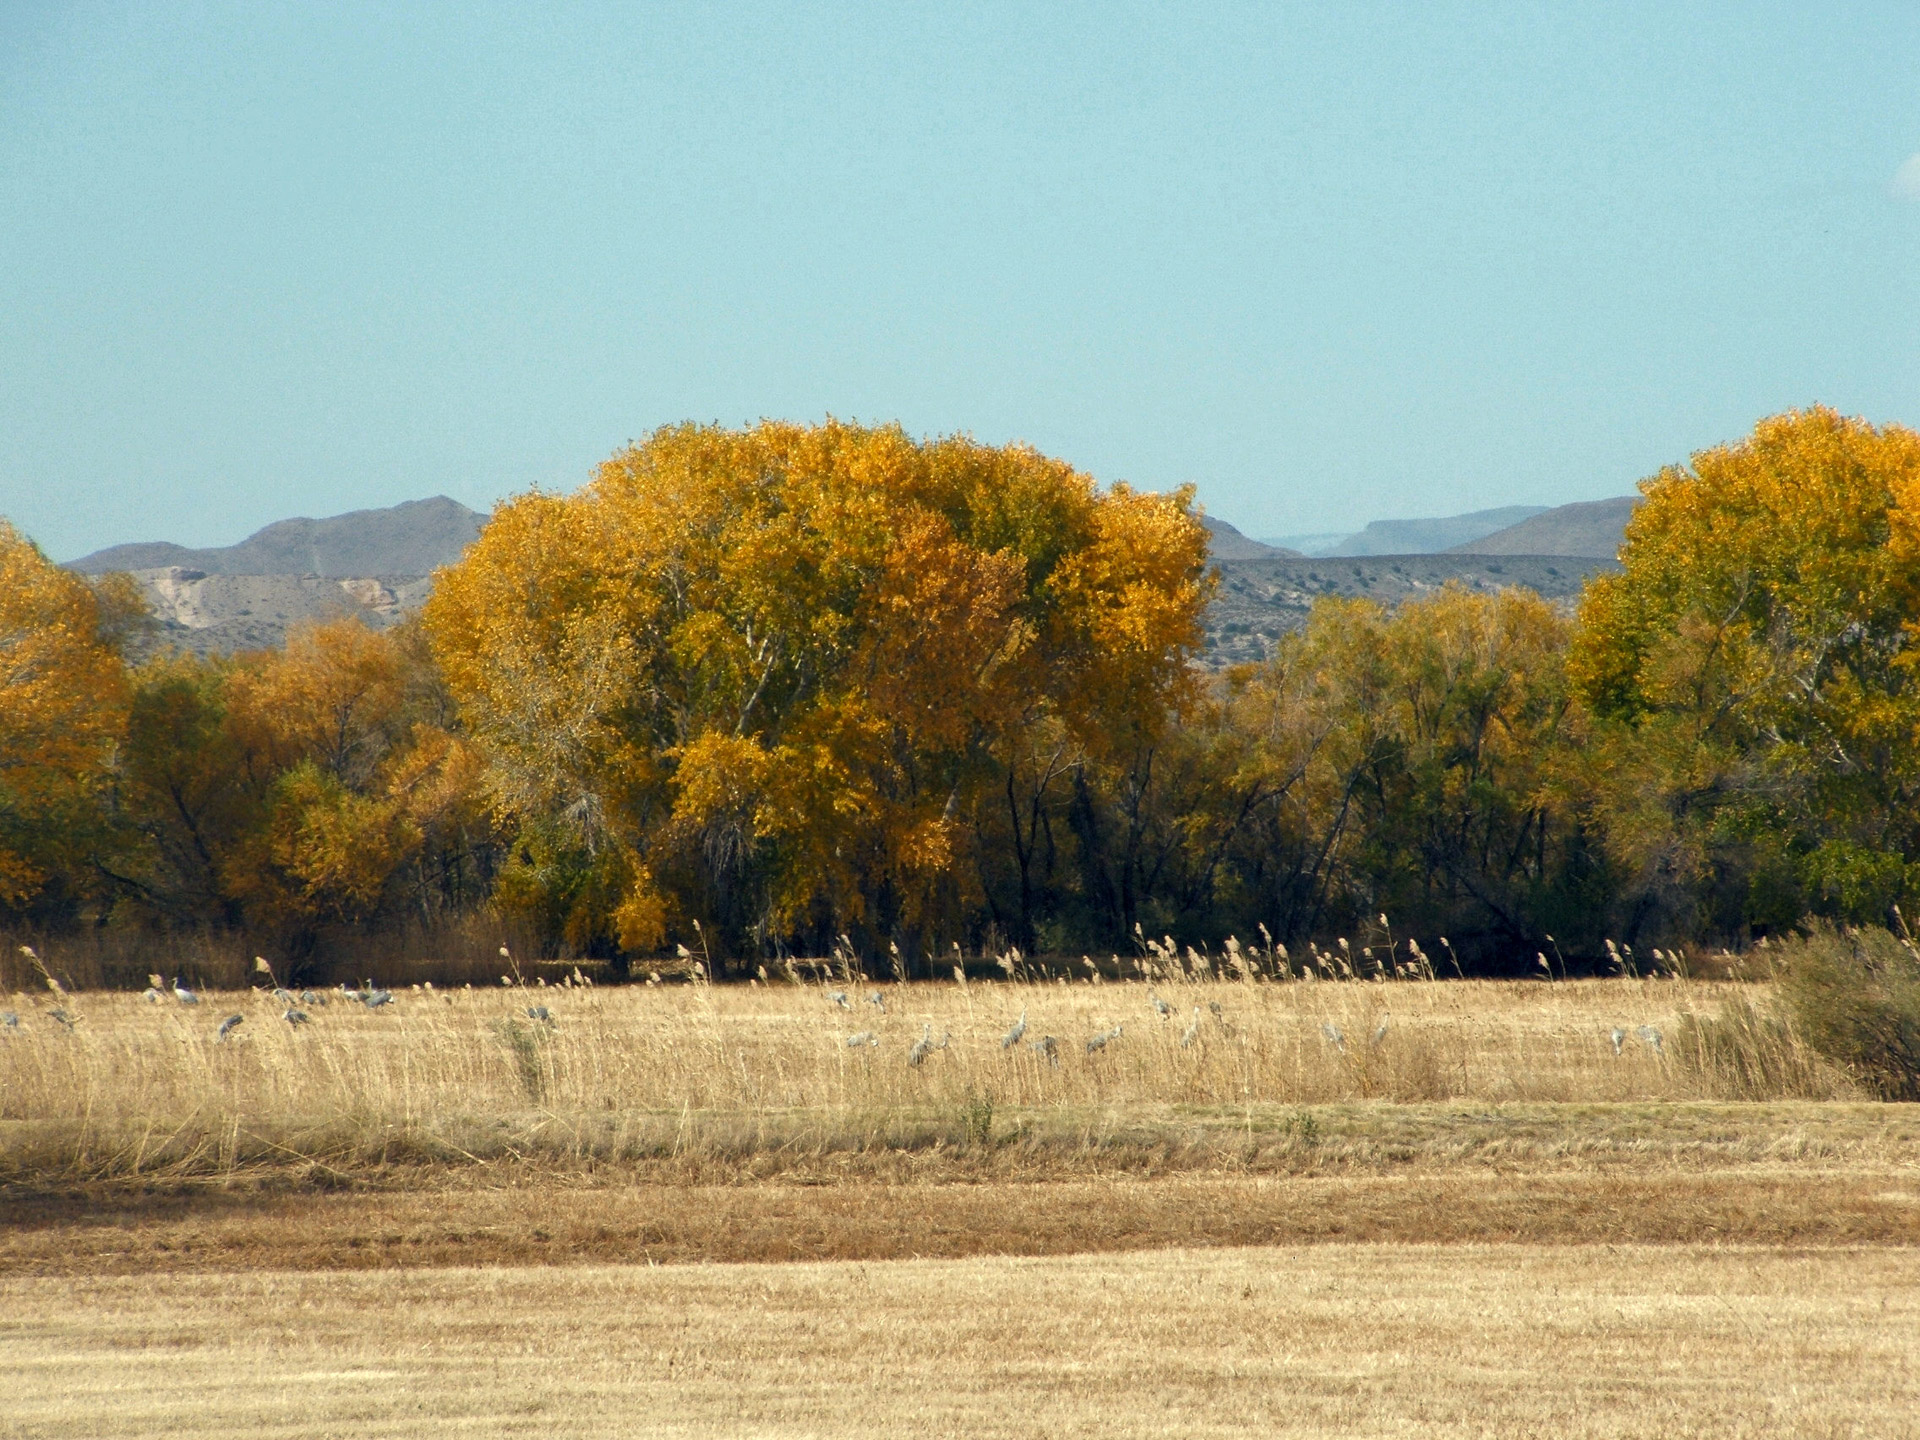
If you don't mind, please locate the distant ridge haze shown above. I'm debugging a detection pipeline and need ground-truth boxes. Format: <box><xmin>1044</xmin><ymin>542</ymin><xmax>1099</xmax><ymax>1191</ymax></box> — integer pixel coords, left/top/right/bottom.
<box><xmin>1249</xmin><ymin>496</ymin><xmax>1641</xmax><ymax>560</ymax></box>
<box><xmin>1323</xmin><ymin>505</ymin><xmax>1549</xmax><ymax>557</ymax></box>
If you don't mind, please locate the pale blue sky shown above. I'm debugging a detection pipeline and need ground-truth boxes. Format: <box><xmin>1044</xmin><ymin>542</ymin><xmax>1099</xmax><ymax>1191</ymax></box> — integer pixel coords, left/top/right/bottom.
<box><xmin>3</xmin><ymin>2</ymin><xmax>1917</xmax><ymax>560</ymax></box>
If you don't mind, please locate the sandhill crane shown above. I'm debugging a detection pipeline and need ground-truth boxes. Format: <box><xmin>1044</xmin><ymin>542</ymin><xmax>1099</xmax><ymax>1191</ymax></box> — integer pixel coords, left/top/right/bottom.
<box><xmin>525</xmin><ymin>1005</ymin><xmax>553</xmax><ymax>1025</ymax></box>
<box><xmin>1635</xmin><ymin>1024</ymin><xmax>1664</xmax><ymax>1055</ymax></box>
<box><xmin>172</xmin><ymin>978</ymin><xmax>199</xmax><ymax>1006</ymax></box>
<box><xmin>217</xmin><ymin>1014</ymin><xmax>244</xmax><ymax>1042</ymax></box>
<box><xmin>827</xmin><ymin>990</ymin><xmax>851</xmax><ymax>1010</ymax></box>
<box><xmin>907</xmin><ymin>1024</ymin><xmax>951</xmax><ymax>1067</ymax></box>
<box><xmin>1148</xmin><ymin>991</ymin><xmax>1173</xmax><ymax>1020</ymax></box>
<box><xmin>866</xmin><ymin>991</ymin><xmax>887</xmax><ymax>1013</ymax></box>
<box><xmin>271</xmin><ymin>987</ymin><xmax>296</xmax><ymax>1005</ymax></box>
<box><xmin>49</xmin><ymin>1008</ymin><xmax>74</xmax><ymax>1029</ymax></box>
<box><xmin>1086</xmin><ymin>1023</ymin><xmax>1123</xmax><ymax>1054</ymax></box>
<box><xmin>299</xmin><ymin>989</ymin><xmax>329</xmax><ymax>1007</ymax></box>
<box><xmin>359</xmin><ymin>985</ymin><xmax>393</xmax><ymax>1009</ymax></box>
<box><xmin>1180</xmin><ymin>1007</ymin><xmax>1201</xmax><ymax>1048</ymax></box>
<box><xmin>1000</xmin><ymin>1008</ymin><xmax>1028</xmax><ymax>1049</ymax></box>
<box><xmin>846</xmin><ymin>1030</ymin><xmax>879</xmax><ymax>1048</ymax></box>
<box><xmin>1029</xmin><ymin>1034</ymin><xmax>1060</xmax><ymax>1067</ymax></box>
<box><xmin>1321</xmin><ymin>1022</ymin><xmax>1345</xmax><ymax>1052</ymax></box>
<box><xmin>1370</xmin><ymin>1015</ymin><xmax>1390</xmax><ymax>1049</ymax></box>
<box><xmin>283</xmin><ymin>1007</ymin><xmax>310</xmax><ymax>1026</ymax></box>
<box><xmin>144</xmin><ymin>974</ymin><xmax>165</xmax><ymax>1003</ymax></box>
<box><xmin>1610</xmin><ymin>1027</ymin><xmax>1627</xmax><ymax>1056</ymax></box>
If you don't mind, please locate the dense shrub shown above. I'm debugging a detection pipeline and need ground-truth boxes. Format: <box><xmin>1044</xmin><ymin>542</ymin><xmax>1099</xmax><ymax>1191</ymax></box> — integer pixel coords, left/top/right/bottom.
<box><xmin>1774</xmin><ymin>926</ymin><xmax>1920</xmax><ymax>1100</ymax></box>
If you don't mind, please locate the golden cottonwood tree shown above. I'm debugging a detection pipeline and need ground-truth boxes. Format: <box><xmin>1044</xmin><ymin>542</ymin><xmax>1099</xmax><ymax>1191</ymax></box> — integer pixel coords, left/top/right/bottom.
<box><xmin>0</xmin><ymin>520</ymin><xmax>128</xmax><ymax>915</ymax></box>
<box><xmin>107</xmin><ymin>619</ymin><xmax>493</xmax><ymax>945</ymax></box>
<box><xmin>425</xmin><ymin>420</ymin><xmax>1208</xmax><ymax>965</ymax></box>
<box><xmin>1570</xmin><ymin>407</ymin><xmax>1920</xmax><ymax>936</ymax></box>
<box><xmin>217</xmin><ymin>619</ymin><xmax>491</xmax><ymax>936</ymax></box>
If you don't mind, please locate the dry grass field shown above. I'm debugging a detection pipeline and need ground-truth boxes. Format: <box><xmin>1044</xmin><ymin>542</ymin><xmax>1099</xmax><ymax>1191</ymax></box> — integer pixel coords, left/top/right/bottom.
<box><xmin>0</xmin><ymin>973</ymin><xmax>1854</xmax><ymax>1182</ymax></box>
<box><xmin>5</xmin><ymin>973</ymin><xmax>1917</xmax><ymax>1436</ymax></box>
<box><xmin>6</xmin><ymin>1245</ymin><xmax>1918</xmax><ymax>1438</ymax></box>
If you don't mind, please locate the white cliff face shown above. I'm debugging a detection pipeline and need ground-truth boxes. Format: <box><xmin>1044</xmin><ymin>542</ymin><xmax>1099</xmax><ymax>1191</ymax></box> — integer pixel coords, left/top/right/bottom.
<box><xmin>336</xmin><ymin>577</ymin><xmax>400</xmax><ymax>617</ymax></box>
<box><xmin>125</xmin><ymin>567</ymin><xmax>429</xmax><ymax>653</ymax></box>
<box><xmin>140</xmin><ymin>568</ymin><xmax>220</xmax><ymax>628</ymax></box>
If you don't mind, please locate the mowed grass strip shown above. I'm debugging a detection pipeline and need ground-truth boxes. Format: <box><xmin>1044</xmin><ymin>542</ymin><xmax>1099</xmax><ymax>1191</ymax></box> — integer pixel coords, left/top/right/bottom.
<box><xmin>6</xmin><ymin>1171</ymin><xmax>1920</xmax><ymax>1275</ymax></box>
<box><xmin>6</xmin><ymin>1245</ymin><xmax>1919</xmax><ymax>1439</ymax></box>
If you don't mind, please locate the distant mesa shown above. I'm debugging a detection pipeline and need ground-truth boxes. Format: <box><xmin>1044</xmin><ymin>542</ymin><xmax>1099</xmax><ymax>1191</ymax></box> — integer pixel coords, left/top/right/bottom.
<box><xmin>65</xmin><ymin>495</ymin><xmax>485</xmax><ymax>577</ymax></box>
<box><xmin>1449</xmin><ymin>496</ymin><xmax>1640</xmax><ymax>559</ymax></box>
<box><xmin>1323</xmin><ymin>506</ymin><xmax>1550</xmax><ymax>557</ymax></box>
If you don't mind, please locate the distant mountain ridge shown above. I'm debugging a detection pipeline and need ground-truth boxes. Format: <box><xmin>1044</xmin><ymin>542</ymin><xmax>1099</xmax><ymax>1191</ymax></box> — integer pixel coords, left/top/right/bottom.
<box><xmin>55</xmin><ymin>493</ymin><xmax>1632</xmax><ymax>663</ymax></box>
<box><xmin>66</xmin><ymin>495</ymin><xmax>485</xmax><ymax>577</ymax></box>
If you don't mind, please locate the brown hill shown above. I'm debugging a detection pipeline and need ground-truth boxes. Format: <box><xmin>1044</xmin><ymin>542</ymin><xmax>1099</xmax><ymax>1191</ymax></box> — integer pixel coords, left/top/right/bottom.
<box><xmin>1201</xmin><ymin>515</ymin><xmax>1298</xmax><ymax>559</ymax></box>
<box><xmin>1449</xmin><ymin>496</ymin><xmax>1639</xmax><ymax>558</ymax></box>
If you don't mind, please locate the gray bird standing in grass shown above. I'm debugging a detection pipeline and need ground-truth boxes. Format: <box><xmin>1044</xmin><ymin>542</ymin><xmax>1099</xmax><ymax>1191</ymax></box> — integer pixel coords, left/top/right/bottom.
<box><xmin>172</xmin><ymin>977</ymin><xmax>199</xmax><ymax>1005</ymax></box>
<box><xmin>1000</xmin><ymin>1008</ymin><xmax>1027</xmax><ymax>1049</ymax></box>
<box><xmin>217</xmin><ymin>1014</ymin><xmax>244</xmax><ymax>1041</ymax></box>
<box><xmin>907</xmin><ymin>1023</ymin><xmax>950</xmax><ymax>1067</ymax></box>
<box><xmin>1086</xmin><ymin>1024</ymin><xmax>1123</xmax><ymax>1054</ymax></box>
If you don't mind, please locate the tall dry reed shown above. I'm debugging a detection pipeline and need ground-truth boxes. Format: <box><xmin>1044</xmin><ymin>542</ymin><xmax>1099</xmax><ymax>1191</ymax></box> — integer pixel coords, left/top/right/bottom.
<box><xmin>0</xmin><ymin>970</ymin><xmax>1852</xmax><ymax>1181</ymax></box>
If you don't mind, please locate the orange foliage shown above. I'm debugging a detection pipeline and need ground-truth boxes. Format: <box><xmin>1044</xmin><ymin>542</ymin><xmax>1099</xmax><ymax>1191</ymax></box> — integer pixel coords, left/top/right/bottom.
<box><xmin>0</xmin><ymin>520</ymin><xmax>128</xmax><ymax>909</ymax></box>
<box><xmin>425</xmin><ymin>421</ymin><xmax>1209</xmax><ymax>958</ymax></box>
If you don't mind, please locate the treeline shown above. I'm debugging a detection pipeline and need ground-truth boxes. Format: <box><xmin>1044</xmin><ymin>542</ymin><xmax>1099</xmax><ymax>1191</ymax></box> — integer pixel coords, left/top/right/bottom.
<box><xmin>5</xmin><ymin>408</ymin><xmax>1920</xmax><ymax>981</ymax></box>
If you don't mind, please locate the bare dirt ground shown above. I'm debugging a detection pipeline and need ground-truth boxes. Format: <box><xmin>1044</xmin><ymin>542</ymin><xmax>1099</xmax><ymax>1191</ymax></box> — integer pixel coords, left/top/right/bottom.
<box><xmin>7</xmin><ymin>1244</ymin><xmax>1917</xmax><ymax>1438</ymax></box>
<box><xmin>6</xmin><ymin>1168</ymin><xmax>1920</xmax><ymax>1276</ymax></box>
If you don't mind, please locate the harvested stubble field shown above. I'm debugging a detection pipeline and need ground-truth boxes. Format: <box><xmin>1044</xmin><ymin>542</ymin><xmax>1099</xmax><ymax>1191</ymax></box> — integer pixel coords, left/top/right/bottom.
<box><xmin>4</xmin><ymin>974</ymin><xmax>1918</xmax><ymax>1436</ymax></box>
<box><xmin>8</xmin><ymin>1245</ymin><xmax>1920</xmax><ymax>1438</ymax></box>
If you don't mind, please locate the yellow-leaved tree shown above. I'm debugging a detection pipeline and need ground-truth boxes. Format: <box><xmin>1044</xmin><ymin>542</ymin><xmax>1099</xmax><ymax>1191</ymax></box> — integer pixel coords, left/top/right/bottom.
<box><xmin>0</xmin><ymin>520</ymin><xmax>129</xmax><ymax>918</ymax></box>
<box><xmin>1570</xmin><ymin>406</ymin><xmax>1920</xmax><ymax>937</ymax></box>
<box><xmin>425</xmin><ymin>420</ymin><xmax>1208</xmax><ymax>968</ymax></box>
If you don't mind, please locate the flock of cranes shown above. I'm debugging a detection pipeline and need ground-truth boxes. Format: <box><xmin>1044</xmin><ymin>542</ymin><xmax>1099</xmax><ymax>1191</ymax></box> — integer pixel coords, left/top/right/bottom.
<box><xmin>2</xmin><ymin>944</ymin><xmax>1666</xmax><ymax>1063</ymax></box>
